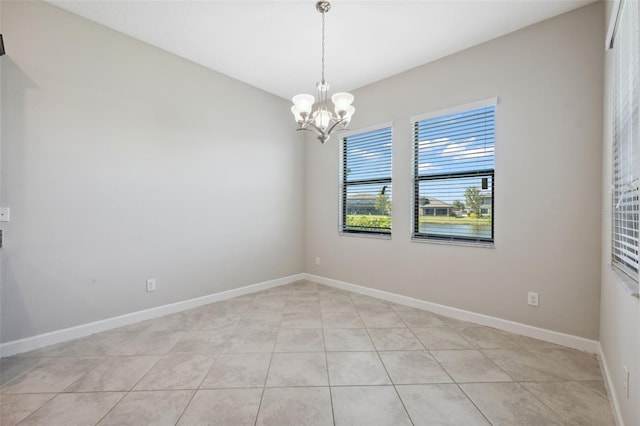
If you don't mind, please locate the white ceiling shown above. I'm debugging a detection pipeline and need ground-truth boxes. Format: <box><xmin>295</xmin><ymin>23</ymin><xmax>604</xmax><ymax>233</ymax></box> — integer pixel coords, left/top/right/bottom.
<box><xmin>47</xmin><ymin>0</ymin><xmax>595</xmax><ymax>100</ymax></box>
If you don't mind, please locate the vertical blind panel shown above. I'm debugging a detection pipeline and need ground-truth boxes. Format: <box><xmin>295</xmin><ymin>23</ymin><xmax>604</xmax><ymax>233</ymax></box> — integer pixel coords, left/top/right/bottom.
<box><xmin>414</xmin><ymin>106</ymin><xmax>495</xmax><ymax>176</ymax></box>
<box><xmin>612</xmin><ymin>0</ymin><xmax>639</xmax><ymax>276</ymax></box>
<box><xmin>342</xmin><ymin>126</ymin><xmax>393</xmax><ymax>233</ymax></box>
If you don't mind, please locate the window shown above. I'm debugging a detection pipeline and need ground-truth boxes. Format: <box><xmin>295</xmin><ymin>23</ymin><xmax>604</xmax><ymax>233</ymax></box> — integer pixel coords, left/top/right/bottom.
<box><xmin>412</xmin><ymin>99</ymin><xmax>496</xmax><ymax>244</ymax></box>
<box><xmin>341</xmin><ymin>126</ymin><xmax>393</xmax><ymax>235</ymax></box>
<box><xmin>611</xmin><ymin>0</ymin><xmax>639</xmax><ymax>281</ymax></box>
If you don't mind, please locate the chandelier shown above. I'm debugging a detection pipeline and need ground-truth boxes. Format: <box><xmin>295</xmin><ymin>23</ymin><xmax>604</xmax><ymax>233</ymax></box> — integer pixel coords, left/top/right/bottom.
<box><xmin>291</xmin><ymin>1</ymin><xmax>355</xmax><ymax>144</ymax></box>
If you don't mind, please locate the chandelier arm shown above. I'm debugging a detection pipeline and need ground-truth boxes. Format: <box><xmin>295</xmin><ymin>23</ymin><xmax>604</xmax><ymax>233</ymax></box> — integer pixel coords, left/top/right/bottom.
<box><xmin>300</xmin><ymin>115</ymin><xmax>346</xmax><ymax>140</ymax></box>
<box><xmin>297</xmin><ymin>125</ymin><xmax>328</xmax><ymax>144</ymax></box>
<box><xmin>324</xmin><ymin>117</ymin><xmax>346</xmax><ymax>136</ymax></box>
<box><xmin>303</xmin><ymin>120</ymin><xmax>328</xmax><ymax>136</ymax></box>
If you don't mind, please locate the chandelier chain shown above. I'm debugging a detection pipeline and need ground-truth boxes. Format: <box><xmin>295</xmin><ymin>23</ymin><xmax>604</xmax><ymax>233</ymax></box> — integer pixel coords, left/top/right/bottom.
<box><xmin>321</xmin><ymin>10</ymin><xmax>326</xmax><ymax>84</ymax></box>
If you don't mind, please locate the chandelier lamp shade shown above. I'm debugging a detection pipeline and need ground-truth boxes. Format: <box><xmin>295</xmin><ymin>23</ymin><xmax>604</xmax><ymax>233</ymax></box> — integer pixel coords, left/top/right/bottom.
<box><xmin>291</xmin><ymin>1</ymin><xmax>355</xmax><ymax>144</ymax></box>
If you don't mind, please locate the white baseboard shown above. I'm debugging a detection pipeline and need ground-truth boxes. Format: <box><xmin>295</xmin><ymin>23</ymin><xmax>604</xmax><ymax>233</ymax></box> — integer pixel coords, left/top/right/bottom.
<box><xmin>1</xmin><ymin>272</ymin><xmax>600</xmax><ymax>357</ymax></box>
<box><xmin>305</xmin><ymin>273</ymin><xmax>599</xmax><ymax>353</ymax></box>
<box><xmin>597</xmin><ymin>342</ymin><xmax>625</xmax><ymax>426</ymax></box>
<box><xmin>0</xmin><ymin>273</ymin><xmax>305</xmax><ymax>358</ymax></box>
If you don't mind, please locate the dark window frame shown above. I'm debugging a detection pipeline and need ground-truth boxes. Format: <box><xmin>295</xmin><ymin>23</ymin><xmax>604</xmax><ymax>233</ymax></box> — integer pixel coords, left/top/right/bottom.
<box><xmin>340</xmin><ymin>125</ymin><xmax>393</xmax><ymax>236</ymax></box>
<box><xmin>411</xmin><ymin>100</ymin><xmax>496</xmax><ymax>245</ymax></box>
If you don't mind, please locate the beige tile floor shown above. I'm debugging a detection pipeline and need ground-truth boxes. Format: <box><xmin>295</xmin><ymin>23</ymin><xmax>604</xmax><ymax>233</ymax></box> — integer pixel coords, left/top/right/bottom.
<box><xmin>0</xmin><ymin>280</ymin><xmax>615</xmax><ymax>426</ymax></box>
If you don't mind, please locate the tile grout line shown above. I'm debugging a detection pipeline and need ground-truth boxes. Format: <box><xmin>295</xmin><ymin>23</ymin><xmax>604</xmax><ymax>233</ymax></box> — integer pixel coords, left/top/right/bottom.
<box><xmin>475</xmin><ymin>347</ymin><xmax>517</xmax><ymax>381</ymax></box>
<box><xmin>512</xmin><ymin>381</ymin><xmax>575</xmax><ymax>425</ymax></box>
<box><xmin>91</xmin><ymin>348</ymin><xmax>167</xmax><ymax>425</ymax></box>
<box><xmin>252</xmin><ymin>293</ymin><xmax>281</xmax><ymax>426</ymax></box>
<box><xmin>353</xmin><ymin>295</ymin><xmax>415</xmax><ymax>426</ymax></box>
<box><xmin>566</xmin><ymin>380</ymin><xmax>612</xmax><ymax>402</ymax></box>
<box><xmin>413</xmin><ymin>319</ymin><xmax>496</xmax><ymax>426</ymax></box>
<box><xmin>173</xmin><ymin>351</ymin><xmax>222</xmax><ymax>425</ymax></box>
<box><xmin>0</xmin><ymin>358</ymin><xmax>47</xmax><ymax>390</ymax></box>
<box><xmin>391</xmin><ymin>304</ymin><xmax>496</xmax><ymax>426</ymax></box>
<box><xmin>89</xmin><ymin>390</ymin><xmax>128</xmax><ymax>426</ymax></box>
<box><xmin>321</xmin><ymin>313</ymin><xmax>338</xmax><ymax>426</ymax></box>
<box><xmin>5</xmin><ymin>392</ymin><xmax>57</xmax><ymax>425</ymax></box>
<box><xmin>455</xmin><ymin>382</ymin><xmax>496</xmax><ymax>425</ymax></box>
<box><xmin>374</xmin><ymin>349</ymin><xmax>416</xmax><ymax>426</ymax></box>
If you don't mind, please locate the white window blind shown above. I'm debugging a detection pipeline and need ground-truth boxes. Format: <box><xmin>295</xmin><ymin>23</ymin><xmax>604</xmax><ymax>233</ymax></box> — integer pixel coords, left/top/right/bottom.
<box><xmin>612</xmin><ymin>0</ymin><xmax>639</xmax><ymax>280</ymax></box>
<box><xmin>412</xmin><ymin>101</ymin><xmax>496</xmax><ymax>244</ymax></box>
<box><xmin>341</xmin><ymin>126</ymin><xmax>392</xmax><ymax>234</ymax></box>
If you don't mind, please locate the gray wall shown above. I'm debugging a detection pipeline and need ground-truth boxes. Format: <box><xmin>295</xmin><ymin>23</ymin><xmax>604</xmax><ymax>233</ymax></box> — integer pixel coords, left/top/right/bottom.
<box><xmin>0</xmin><ymin>0</ymin><xmax>305</xmax><ymax>342</ymax></box>
<box><xmin>305</xmin><ymin>3</ymin><xmax>604</xmax><ymax>339</ymax></box>
<box><xmin>599</xmin><ymin>1</ymin><xmax>640</xmax><ymax>424</ymax></box>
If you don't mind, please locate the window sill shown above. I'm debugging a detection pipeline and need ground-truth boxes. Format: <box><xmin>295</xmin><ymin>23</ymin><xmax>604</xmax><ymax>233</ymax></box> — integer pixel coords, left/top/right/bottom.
<box><xmin>610</xmin><ymin>265</ymin><xmax>640</xmax><ymax>298</ymax></box>
<box><xmin>339</xmin><ymin>230</ymin><xmax>392</xmax><ymax>240</ymax></box>
<box><xmin>411</xmin><ymin>236</ymin><xmax>494</xmax><ymax>249</ymax></box>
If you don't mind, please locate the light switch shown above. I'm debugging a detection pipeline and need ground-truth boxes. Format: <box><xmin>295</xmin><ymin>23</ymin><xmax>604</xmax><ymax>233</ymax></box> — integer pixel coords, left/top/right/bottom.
<box><xmin>0</xmin><ymin>207</ymin><xmax>9</xmax><ymax>222</ymax></box>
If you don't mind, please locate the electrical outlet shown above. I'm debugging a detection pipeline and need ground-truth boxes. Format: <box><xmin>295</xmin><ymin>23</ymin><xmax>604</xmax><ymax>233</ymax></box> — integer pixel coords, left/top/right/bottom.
<box><xmin>146</xmin><ymin>278</ymin><xmax>156</xmax><ymax>292</ymax></box>
<box><xmin>527</xmin><ymin>291</ymin><xmax>539</xmax><ymax>307</ymax></box>
<box><xmin>624</xmin><ymin>366</ymin><xmax>630</xmax><ymax>399</ymax></box>
<box><xmin>0</xmin><ymin>207</ymin><xmax>9</xmax><ymax>222</ymax></box>
<box><xmin>315</xmin><ymin>257</ymin><xmax>320</xmax><ymax>266</ymax></box>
